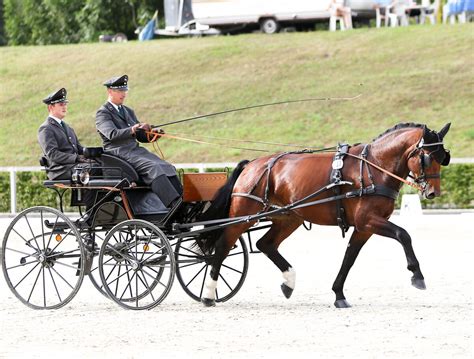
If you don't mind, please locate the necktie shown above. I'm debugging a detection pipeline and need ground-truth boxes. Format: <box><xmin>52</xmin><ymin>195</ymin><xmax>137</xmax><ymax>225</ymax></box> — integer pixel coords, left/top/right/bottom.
<box><xmin>60</xmin><ymin>121</ymin><xmax>67</xmax><ymax>134</ymax></box>
<box><xmin>118</xmin><ymin>105</ymin><xmax>125</xmax><ymax>118</ymax></box>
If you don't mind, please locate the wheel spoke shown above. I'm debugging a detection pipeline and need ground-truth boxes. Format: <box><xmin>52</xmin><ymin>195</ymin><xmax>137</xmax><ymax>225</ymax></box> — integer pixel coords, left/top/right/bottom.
<box><xmin>141</xmin><ymin>267</ymin><xmax>167</xmax><ymax>289</ymax></box>
<box><xmin>227</xmin><ymin>251</ymin><xmax>245</xmax><ymax>257</ymax></box>
<box><xmin>50</xmin><ymin>266</ymin><xmax>75</xmax><ymax>290</ymax></box>
<box><xmin>115</xmin><ymin>264</ymin><xmax>122</xmax><ymax>297</ymax></box>
<box><xmin>200</xmin><ymin>265</ymin><xmax>209</xmax><ymax>298</ymax></box>
<box><xmin>4</xmin><ymin>246</ymin><xmax>36</xmax><ymax>257</ymax></box>
<box><xmin>119</xmin><ymin>271</ymin><xmax>137</xmax><ymax>301</ymax></box>
<box><xmin>221</xmin><ymin>262</ymin><xmax>243</xmax><ymax>275</ymax></box>
<box><xmin>55</xmin><ymin>260</ymin><xmax>80</xmax><ymax>271</ymax></box>
<box><xmin>11</xmin><ymin>227</ymin><xmax>39</xmax><ymax>252</ymax></box>
<box><xmin>177</xmin><ymin>261</ymin><xmax>203</xmax><ymax>270</ymax></box>
<box><xmin>138</xmin><ymin>270</ymin><xmax>155</xmax><ymax>302</ymax></box>
<box><xmin>107</xmin><ymin>265</ymin><xmax>133</xmax><ymax>287</ymax></box>
<box><xmin>47</xmin><ymin>248</ymin><xmax>81</xmax><ymax>259</ymax></box>
<box><xmin>125</xmin><ymin>262</ymin><xmax>134</xmax><ymax>299</ymax></box>
<box><xmin>184</xmin><ymin>264</ymin><xmax>207</xmax><ymax>288</ymax></box>
<box><xmin>45</xmin><ymin>215</ymin><xmax>60</xmax><ymax>251</ymax></box>
<box><xmin>218</xmin><ymin>272</ymin><xmax>233</xmax><ymax>292</ymax></box>
<box><xmin>6</xmin><ymin>260</ymin><xmax>38</xmax><ymax>271</ymax></box>
<box><xmin>24</xmin><ymin>213</ymin><xmax>41</xmax><ymax>251</ymax></box>
<box><xmin>48</xmin><ymin>267</ymin><xmax>62</xmax><ymax>302</ymax></box>
<box><xmin>42</xmin><ymin>263</ymin><xmax>46</xmax><ymax>307</ymax></box>
<box><xmin>27</xmin><ymin>266</ymin><xmax>43</xmax><ymax>302</ymax></box>
<box><xmin>13</xmin><ymin>262</ymin><xmax>40</xmax><ymax>289</ymax></box>
<box><xmin>40</xmin><ymin>210</ymin><xmax>46</xmax><ymax>250</ymax></box>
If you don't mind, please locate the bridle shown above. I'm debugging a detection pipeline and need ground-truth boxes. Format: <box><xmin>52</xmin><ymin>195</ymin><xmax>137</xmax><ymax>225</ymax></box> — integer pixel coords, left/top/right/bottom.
<box><xmin>408</xmin><ymin>137</ymin><xmax>445</xmax><ymax>191</ymax></box>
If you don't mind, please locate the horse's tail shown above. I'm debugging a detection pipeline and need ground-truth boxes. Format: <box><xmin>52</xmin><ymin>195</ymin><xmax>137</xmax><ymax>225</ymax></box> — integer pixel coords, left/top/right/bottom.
<box><xmin>198</xmin><ymin>159</ymin><xmax>250</xmax><ymax>253</ymax></box>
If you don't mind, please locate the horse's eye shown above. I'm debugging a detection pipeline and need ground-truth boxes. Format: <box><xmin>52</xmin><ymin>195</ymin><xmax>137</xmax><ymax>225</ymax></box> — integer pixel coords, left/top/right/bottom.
<box><xmin>422</xmin><ymin>154</ymin><xmax>431</xmax><ymax>168</ymax></box>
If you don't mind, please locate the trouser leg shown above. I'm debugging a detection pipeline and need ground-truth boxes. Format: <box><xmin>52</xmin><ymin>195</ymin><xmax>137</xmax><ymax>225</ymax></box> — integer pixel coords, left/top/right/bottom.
<box><xmin>151</xmin><ymin>175</ymin><xmax>181</xmax><ymax>207</ymax></box>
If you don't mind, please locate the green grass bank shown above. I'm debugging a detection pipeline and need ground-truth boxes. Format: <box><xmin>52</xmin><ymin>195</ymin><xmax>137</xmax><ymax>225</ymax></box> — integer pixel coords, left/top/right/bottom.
<box><xmin>1</xmin><ymin>24</ymin><xmax>473</xmax><ymax>166</ymax></box>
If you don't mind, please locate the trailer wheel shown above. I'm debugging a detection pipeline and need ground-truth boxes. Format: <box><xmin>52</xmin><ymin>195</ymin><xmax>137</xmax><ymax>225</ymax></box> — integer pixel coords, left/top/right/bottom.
<box><xmin>260</xmin><ymin>18</ymin><xmax>280</xmax><ymax>34</ymax></box>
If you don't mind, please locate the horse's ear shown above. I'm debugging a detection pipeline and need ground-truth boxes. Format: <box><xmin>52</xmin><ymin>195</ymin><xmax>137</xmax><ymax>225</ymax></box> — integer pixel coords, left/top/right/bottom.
<box><xmin>441</xmin><ymin>151</ymin><xmax>451</xmax><ymax>166</ymax></box>
<box><xmin>438</xmin><ymin>123</ymin><xmax>451</xmax><ymax>139</ymax></box>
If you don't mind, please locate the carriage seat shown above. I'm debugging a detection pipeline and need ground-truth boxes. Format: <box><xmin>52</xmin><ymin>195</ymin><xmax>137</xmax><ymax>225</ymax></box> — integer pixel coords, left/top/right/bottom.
<box><xmin>99</xmin><ymin>153</ymin><xmax>142</xmax><ymax>184</ymax></box>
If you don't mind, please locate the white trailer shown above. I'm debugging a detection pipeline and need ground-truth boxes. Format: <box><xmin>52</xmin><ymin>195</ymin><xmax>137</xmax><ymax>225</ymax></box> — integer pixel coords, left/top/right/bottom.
<box><xmin>159</xmin><ymin>0</ymin><xmax>377</xmax><ymax>36</ymax></box>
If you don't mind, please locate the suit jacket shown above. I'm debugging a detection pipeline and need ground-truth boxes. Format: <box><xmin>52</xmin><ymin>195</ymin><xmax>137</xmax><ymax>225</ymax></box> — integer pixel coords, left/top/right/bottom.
<box><xmin>95</xmin><ymin>102</ymin><xmax>176</xmax><ymax>184</ymax></box>
<box><xmin>38</xmin><ymin>117</ymin><xmax>83</xmax><ymax>180</ymax></box>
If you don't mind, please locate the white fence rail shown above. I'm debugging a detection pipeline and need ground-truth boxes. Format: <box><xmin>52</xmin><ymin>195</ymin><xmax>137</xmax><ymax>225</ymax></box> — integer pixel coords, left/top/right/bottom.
<box><xmin>1</xmin><ymin>158</ymin><xmax>472</xmax><ymax>215</ymax></box>
<box><xmin>0</xmin><ymin>163</ymin><xmax>237</xmax><ymax>215</ymax></box>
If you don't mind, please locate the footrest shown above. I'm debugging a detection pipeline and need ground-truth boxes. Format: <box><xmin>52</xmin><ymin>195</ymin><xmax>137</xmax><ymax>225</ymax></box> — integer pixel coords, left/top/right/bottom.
<box><xmin>43</xmin><ymin>180</ymin><xmax>71</xmax><ymax>188</ymax></box>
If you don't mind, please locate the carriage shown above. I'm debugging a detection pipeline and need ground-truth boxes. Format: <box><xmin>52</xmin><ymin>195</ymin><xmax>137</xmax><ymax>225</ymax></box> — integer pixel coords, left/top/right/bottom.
<box><xmin>1</xmin><ymin>148</ymin><xmax>270</xmax><ymax>310</ymax></box>
<box><xmin>1</xmin><ymin>122</ymin><xmax>452</xmax><ymax>310</ymax></box>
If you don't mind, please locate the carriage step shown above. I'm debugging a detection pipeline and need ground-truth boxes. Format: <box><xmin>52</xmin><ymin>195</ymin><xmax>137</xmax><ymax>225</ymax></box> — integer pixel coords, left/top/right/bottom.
<box><xmin>44</xmin><ymin>220</ymin><xmax>71</xmax><ymax>231</ymax></box>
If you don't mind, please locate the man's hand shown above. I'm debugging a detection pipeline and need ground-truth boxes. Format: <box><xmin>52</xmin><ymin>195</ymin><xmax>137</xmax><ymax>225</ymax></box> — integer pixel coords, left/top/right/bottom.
<box><xmin>77</xmin><ymin>155</ymin><xmax>88</xmax><ymax>163</ymax></box>
<box><xmin>139</xmin><ymin>123</ymin><xmax>151</xmax><ymax>132</ymax></box>
<box><xmin>131</xmin><ymin>123</ymin><xmax>140</xmax><ymax>135</ymax></box>
<box><xmin>153</xmin><ymin>127</ymin><xmax>165</xmax><ymax>134</ymax></box>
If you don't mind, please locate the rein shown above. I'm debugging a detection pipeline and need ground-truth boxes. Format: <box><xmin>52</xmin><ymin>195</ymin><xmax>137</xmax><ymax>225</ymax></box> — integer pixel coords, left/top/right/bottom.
<box><xmin>142</xmin><ymin>129</ymin><xmax>425</xmax><ymax>192</ymax></box>
<box><xmin>345</xmin><ymin>152</ymin><xmax>424</xmax><ymax>192</ymax></box>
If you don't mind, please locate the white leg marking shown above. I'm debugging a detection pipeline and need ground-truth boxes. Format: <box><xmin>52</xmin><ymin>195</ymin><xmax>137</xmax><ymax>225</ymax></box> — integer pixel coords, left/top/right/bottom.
<box><xmin>282</xmin><ymin>267</ymin><xmax>296</xmax><ymax>289</ymax></box>
<box><xmin>203</xmin><ymin>277</ymin><xmax>218</xmax><ymax>300</ymax></box>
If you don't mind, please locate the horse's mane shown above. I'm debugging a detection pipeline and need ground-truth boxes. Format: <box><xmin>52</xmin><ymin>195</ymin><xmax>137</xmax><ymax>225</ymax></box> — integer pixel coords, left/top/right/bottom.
<box><xmin>372</xmin><ymin>123</ymin><xmax>426</xmax><ymax>142</ymax></box>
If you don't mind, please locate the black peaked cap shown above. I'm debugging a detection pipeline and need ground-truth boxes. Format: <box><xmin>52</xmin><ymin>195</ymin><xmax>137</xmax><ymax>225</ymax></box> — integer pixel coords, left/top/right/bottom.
<box><xmin>43</xmin><ymin>88</ymin><xmax>68</xmax><ymax>105</ymax></box>
<box><xmin>103</xmin><ymin>75</ymin><xmax>129</xmax><ymax>90</ymax></box>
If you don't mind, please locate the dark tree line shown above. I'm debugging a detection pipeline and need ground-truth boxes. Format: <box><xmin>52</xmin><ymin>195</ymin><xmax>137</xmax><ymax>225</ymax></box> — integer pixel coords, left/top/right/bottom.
<box><xmin>1</xmin><ymin>0</ymin><xmax>163</xmax><ymax>46</ymax></box>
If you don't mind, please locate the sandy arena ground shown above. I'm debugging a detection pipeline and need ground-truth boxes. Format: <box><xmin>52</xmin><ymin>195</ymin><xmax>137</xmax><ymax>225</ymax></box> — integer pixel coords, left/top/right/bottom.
<box><xmin>0</xmin><ymin>212</ymin><xmax>472</xmax><ymax>359</ymax></box>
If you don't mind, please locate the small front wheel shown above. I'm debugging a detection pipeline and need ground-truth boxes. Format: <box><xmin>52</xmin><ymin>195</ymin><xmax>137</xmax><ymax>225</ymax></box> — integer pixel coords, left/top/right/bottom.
<box><xmin>98</xmin><ymin>220</ymin><xmax>175</xmax><ymax>310</ymax></box>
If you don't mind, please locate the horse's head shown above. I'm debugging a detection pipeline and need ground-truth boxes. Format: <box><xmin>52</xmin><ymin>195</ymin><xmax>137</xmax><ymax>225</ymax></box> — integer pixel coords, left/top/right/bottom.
<box><xmin>407</xmin><ymin>123</ymin><xmax>451</xmax><ymax>199</ymax></box>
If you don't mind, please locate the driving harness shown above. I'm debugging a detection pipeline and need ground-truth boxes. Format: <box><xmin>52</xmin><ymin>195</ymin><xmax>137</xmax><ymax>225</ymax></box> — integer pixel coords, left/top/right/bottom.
<box><xmin>232</xmin><ymin>145</ymin><xmax>399</xmax><ymax>238</ymax></box>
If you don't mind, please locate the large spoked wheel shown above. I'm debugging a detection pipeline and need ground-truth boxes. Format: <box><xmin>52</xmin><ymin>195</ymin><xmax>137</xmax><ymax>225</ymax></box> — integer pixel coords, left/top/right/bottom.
<box><xmin>1</xmin><ymin>206</ymin><xmax>85</xmax><ymax>309</ymax></box>
<box><xmin>88</xmin><ymin>201</ymin><xmax>129</xmax><ymax>298</ymax></box>
<box><xmin>98</xmin><ymin>220</ymin><xmax>175</xmax><ymax>310</ymax></box>
<box><xmin>175</xmin><ymin>236</ymin><xmax>249</xmax><ymax>302</ymax></box>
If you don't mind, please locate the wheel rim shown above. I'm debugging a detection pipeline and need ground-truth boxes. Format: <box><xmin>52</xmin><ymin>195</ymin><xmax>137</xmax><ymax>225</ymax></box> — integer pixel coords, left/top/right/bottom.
<box><xmin>176</xmin><ymin>236</ymin><xmax>249</xmax><ymax>302</ymax></box>
<box><xmin>262</xmin><ymin>20</ymin><xmax>277</xmax><ymax>34</ymax></box>
<box><xmin>2</xmin><ymin>206</ymin><xmax>85</xmax><ymax>309</ymax></box>
<box><xmin>98</xmin><ymin>220</ymin><xmax>175</xmax><ymax>310</ymax></box>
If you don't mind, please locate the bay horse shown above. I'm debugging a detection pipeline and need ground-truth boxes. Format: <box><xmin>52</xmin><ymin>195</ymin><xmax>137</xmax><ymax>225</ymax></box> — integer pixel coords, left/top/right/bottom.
<box><xmin>199</xmin><ymin>122</ymin><xmax>451</xmax><ymax>308</ymax></box>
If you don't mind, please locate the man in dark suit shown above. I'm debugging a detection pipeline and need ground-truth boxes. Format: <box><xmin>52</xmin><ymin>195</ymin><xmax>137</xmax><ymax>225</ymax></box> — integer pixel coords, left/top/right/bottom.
<box><xmin>95</xmin><ymin>75</ymin><xmax>182</xmax><ymax>208</ymax></box>
<box><xmin>38</xmin><ymin>88</ymin><xmax>88</xmax><ymax>180</ymax></box>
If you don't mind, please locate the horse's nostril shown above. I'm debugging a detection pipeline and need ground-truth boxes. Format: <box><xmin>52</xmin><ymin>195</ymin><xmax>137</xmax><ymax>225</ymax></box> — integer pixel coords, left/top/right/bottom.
<box><xmin>425</xmin><ymin>192</ymin><xmax>435</xmax><ymax>200</ymax></box>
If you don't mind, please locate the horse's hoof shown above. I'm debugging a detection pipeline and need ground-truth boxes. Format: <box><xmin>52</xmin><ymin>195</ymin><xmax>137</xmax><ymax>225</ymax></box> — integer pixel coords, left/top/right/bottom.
<box><xmin>201</xmin><ymin>298</ymin><xmax>216</xmax><ymax>307</ymax></box>
<box><xmin>281</xmin><ymin>283</ymin><xmax>293</xmax><ymax>299</ymax></box>
<box><xmin>334</xmin><ymin>299</ymin><xmax>352</xmax><ymax>308</ymax></box>
<box><xmin>411</xmin><ymin>277</ymin><xmax>426</xmax><ymax>290</ymax></box>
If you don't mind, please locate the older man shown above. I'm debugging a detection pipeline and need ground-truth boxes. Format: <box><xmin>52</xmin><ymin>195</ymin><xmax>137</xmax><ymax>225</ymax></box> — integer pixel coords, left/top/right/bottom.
<box><xmin>95</xmin><ymin>75</ymin><xmax>182</xmax><ymax>208</ymax></box>
<box><xmin>38</xmin><ymin>88</ymin><xmax>88</xmax><ymax>180</ymax></box>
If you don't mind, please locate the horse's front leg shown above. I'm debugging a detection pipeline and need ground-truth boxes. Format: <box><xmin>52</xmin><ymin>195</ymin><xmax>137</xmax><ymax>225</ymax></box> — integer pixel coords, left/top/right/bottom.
<box><xmin>332</xmin><ymin>230</ymin><xmax>372</xmax><ymax>308</ymax></box>
<box><xmin>362</xmin><ymin>216</ymin><xmax>426</xmax><ymax>290</ymax></box>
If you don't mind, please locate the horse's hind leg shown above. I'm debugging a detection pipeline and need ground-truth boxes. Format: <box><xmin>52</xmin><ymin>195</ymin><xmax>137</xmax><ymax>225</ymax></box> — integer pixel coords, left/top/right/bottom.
<box><xmin>201</xmin><ymin>223</ymin><xmax>251</xmax><ymax>307</ymax></box>
<box><xmin>256</xmin><ymin>218</ymin><xmax>302</xmax><ymax>299</ymax></box>
<box><xmin>332</xmin><ymin>230</ymin><xmax>372</xmax><ymax>308</ymax></box>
